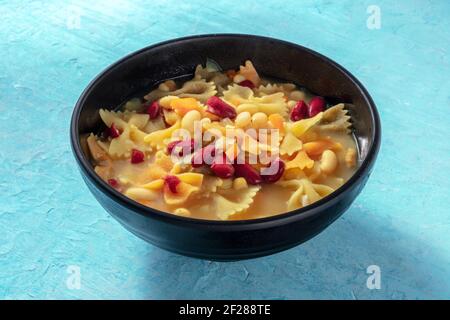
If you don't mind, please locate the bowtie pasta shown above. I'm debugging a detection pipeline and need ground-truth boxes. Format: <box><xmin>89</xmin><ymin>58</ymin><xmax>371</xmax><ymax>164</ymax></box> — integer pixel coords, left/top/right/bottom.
<box><xmin>85</xmin><ymin>60</ymin><xmax>358</xmax><ymax>220</ymax></box>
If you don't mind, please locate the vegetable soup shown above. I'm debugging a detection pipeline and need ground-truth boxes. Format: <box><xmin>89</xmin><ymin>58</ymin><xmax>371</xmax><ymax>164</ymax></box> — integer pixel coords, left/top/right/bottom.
<box><xmin>85</xmin><ymin>60</ymin><xmax>358</xmax><ymax>220</ymax></box>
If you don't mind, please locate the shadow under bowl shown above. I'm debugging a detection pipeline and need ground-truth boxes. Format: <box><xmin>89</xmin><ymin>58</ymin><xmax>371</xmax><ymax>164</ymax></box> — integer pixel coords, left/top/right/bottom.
<box><xmin>70</xmin><ymin>34</ymin><xmax>381</xmax><ymax>261</ymax></box>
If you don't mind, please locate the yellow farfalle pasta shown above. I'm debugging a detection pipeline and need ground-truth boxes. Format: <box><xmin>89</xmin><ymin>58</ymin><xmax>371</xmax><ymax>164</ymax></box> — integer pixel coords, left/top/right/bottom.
<box><xmin>144</xmin><ymin>121</ymin><xmax>181</xmax><ymax>149</ymax></box>
<box><xmin>237</xmin><ymin>131</ymin><xmax>274</xmax><ymax>155</ymax></box>
<box><xmin>255</xmin><ymin>83</ymin><xmax>296</xmax><ymax>97</ymax></box>
<box><xmin>197</xmin><ymin>176</ymin><xmax>224</xmax><ymax>196</ymax></box>
<box><xmin>144</xmin><ymin>79</ymin><xmax>217</xmax><ymax>103</ymax></box>
<box><xmin>212</xmin><ymin>186</ymin><xmax>261</xmax><ymax>220</ymax></box>
<box><xmin>318</xmin><ymin>103</ymin><xmax>352</xmax><ymax>133</ymax></box>
<box><xmin>280</xmin><ymin>132</ymin><xmax>303</xmax><ymax>156</ymax></box>
<box><xmin>86</xmin><ymin>134</ymin><xmax>113</xmax><ymax>180</ymax></box>
<box><xmin>143</xmin><ymin>115</ymin><xmax>166</xmax><ymax>133</ymax></box>
<box><xmin>288</xmin><ymin>112</ymin><xmax>323</xmax><ymax>138</ymax></box>
<box><xmin>194</xmin><ymin>64</ymin><xmax>232</xmax><ymax>94</ymax></box>
<box><xmin>223</xmin><ymin>84</ymin><xmax>254</xmax><ymax>106</ymax></box>
<box><xmin>128</xmin><ymin>113</ymin><xmax>150</xmax><ymax>129</ymax></box>
<box><xmin>99</xmin><ymin>109</ymin><xmax>150</xmax><ymax>158</ymax></box>
<box><xmin>137</xmin><ymin>152</ymin><xmax>204</xmax><ymax>205</ymax></box>
<box><xmin>164</xmin><ymin>180</ymin><xmax>202</xmax><ymax>205</ymax></box>
<box><xmin>237</xmin><ymin>60</ymin><xmax>261</xmax><ymax>87</ymax></box>
<box><xmin>99</xmin><ymin>109</ymin><xmax>127</xmax><ymax>129</ymax></box>
<box><xmin>108</xmin><ymin>130</ymin><xmax>136</xmax><ymax>157</ymax></box>
<box><xmin>286</xmin><ymin>150</ymin><xmax>315</xmax><ymax>170</ymax></box>
<box><xmin>223</xmin><ymin>84</ymin><xmax>289</xmax><ymax>117</ymax></box>
<box><xmin>240</xmin><ymin>95</ymin><xmax>288</xmax><ymax>118</ymax></box>
<box><xmin>277</xmin><ymin>179</ymin><xmax>335</xmax><ymax>211</ymax></box>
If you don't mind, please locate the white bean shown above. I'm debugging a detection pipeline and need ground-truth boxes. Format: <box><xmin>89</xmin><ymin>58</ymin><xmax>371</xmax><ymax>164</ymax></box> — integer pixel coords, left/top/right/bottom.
<box><xmin>320</xmin><ymin>150</ymin><xmax>338</xmax><ymax>174</ymax></box>
<box><xmin>235</xmin><ymin>111</ymin><xmax>251</xmax><ymax>128</ymax></box>
<box><xmin>251</xmin><ymin>112</ymin><xmax>268</xmax><ymax>129</ymax></box>
<box><xmin>159</xmin><ymin>95</ymin><xmax>179</xmax><ymax>109</ymax></box>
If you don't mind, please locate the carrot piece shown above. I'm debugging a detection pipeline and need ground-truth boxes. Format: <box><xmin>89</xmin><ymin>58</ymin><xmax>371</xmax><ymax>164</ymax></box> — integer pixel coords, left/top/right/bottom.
<box><xmin>303</xmin><ymin>140</ymin><xmax>342</xmax><ymax>157</ymax></box>
<box><xmin>268</xmin><ymin>114</ymin><xmax>285</xmax><ymax>134</ymax></box>
<box><xmin>203</xmin><ymin>111</ymin><xmax>221</xmax><ymax>121</ymax></box>
<box><xmin>170</xmin><ymin>97</ymin><xmax>203</xmax><ymax>116</ymax></box>
<box><xmin>171</xmin><ymin>98</ymin><xmax>198</xmax><ymax>109</ymax></box>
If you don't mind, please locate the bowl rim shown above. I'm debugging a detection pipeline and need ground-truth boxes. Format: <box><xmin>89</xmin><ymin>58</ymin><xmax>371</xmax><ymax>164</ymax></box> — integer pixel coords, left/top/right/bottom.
<box><xmin>70</xmin><ymin>33</ymin><xmax>381</xmax><ymax>228</ymax></box>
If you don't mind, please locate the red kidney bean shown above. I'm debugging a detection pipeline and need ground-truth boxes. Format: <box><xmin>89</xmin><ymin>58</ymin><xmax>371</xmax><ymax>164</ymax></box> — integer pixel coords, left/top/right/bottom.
<box><xmin>262</xmin><ymin>158</ymin><xmax>285</xmax><ymax>183</ymax></box>
<box><xmin>206</xmin><ymin>96</ymin><xmax>237</xmax><ymax>119</ymax></box>
<box><xmin>167</xmin><ymin>140</ymin><xmax>181</xmax><ymax>155</ymax></box>
<box><xmin>109</xmin><ymin>123</ymin><xmax>121</xmax><ymax>139</ymax></box>
<box><xmin>164</xmin><ymin>175</ymin><xmax>181</xmax><ymax>194</ymax></box>
<box><xmin>188</xmin><ymin>139</ymin><xmax>197</xmax><ymax>152</ymax></box>
<box><xmin>290</xmin><ymin>100</ymin><xmax>309</xmax><ymax>121</ymax></box>
<box><xmin>233</xmin><ymin>163</ymin><xmax>262</xmax><ymax>185</ymax></box>
<box><xmin>167</xmin><ymin>139</ymin><xmax>195</xmax><ymax>156</ymax></box>
<box><xmin>211</xmin><ymin>154</ymin><xmax>234</xmax><ymax>179</ymax></box>
<box><xmin>146</xmin><ymin>101</ymin><xmax>160</xmax><ymax>119</ymax></box>
<box><xmin>211</xmin><ymin>163</ymin><xmax>235</xmax><ymax>179</ymax></box>
<box><xmin>191</xmin><ymin>144</ymin><xmax>216</xmax><ymax>167</ymax></box>
<box><xmin>238</xmin><ymin>80</ymin><xmax>255</xmax><ymax>89</ymax></box>
<box><xmin>131</xmin><ymin>149</ymin><xmax>145</xmax><ymax>164</ymax></box>
<box><xmin>191</xmin><ymin>151</ymin><xmax>204</xmax><ymax>168</ymax></box>
<box><xmin>308</xmin><ymin>96</ymin><xmax>325</xmax><ymax>117</ymax></box>
<box><xmin>108</xmin><ymin>178</ymin><xmax>119</xmax><ymax>188</ymax></box>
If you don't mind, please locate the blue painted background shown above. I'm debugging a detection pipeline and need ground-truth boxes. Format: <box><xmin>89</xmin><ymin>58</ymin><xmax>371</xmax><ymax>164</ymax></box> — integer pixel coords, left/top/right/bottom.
<box><xmin>0</xmin><ymin>0</ymin><xmax>449</xmax><ymax>299</ymax></box>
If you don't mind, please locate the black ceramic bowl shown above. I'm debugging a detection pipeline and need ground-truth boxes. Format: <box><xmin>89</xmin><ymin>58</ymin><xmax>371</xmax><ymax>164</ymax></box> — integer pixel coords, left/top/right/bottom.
<box><xmin>70</xmin><ymin>34</ymin><xmax>381</xmax><ymax>260</ymax></box>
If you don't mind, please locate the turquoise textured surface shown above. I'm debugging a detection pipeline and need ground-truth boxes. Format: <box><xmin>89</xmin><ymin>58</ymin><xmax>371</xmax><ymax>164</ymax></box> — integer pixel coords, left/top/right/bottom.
<box><xmin>0</xmin><ymin>0</ymin><xmax>449</xmax><ymax>299</ymax></box>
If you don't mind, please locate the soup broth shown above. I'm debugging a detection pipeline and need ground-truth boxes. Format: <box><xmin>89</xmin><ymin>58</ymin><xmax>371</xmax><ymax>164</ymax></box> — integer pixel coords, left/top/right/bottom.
<box><xmin>86</xmin><ymin>60</ymin><xmax>358</xmax><ymax>220</ymax></box>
